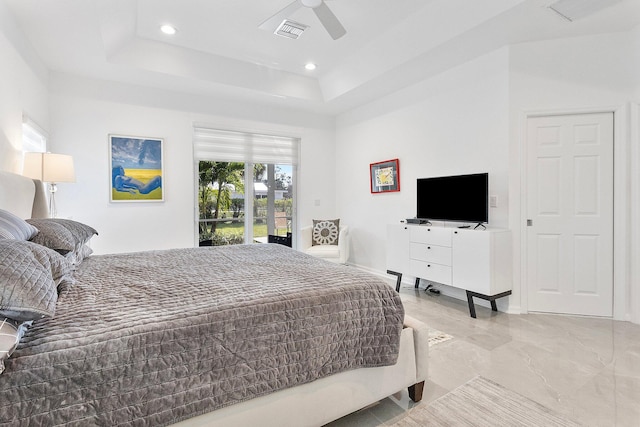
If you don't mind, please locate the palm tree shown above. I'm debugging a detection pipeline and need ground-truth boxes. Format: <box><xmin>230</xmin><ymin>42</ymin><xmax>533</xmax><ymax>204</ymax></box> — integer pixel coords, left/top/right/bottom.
<box><xmin>198</xmin><ymin>162</ymin><xmax>215</xmax><ymax>236</ymax></box>
<box><xmin>254</xmin><ymin>163</ymin><xmax>266</xmax><ymax>181</ymax></box>
<box><xmin>199</xmin><ymin>161</ymin><xmax>245</xmax><ymax>234</ymax></box>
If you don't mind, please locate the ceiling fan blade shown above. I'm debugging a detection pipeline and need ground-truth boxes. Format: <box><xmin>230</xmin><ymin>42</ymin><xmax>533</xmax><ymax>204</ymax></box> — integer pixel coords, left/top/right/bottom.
<box><xmin>312</xmin><ymin>2</ymin><xmax>346</xmax><ymax>40</ymax></box>
<box><xmin>258</xmin><ymin>1</ymin><xmax>303</xmax><ymax>31</ymax></box>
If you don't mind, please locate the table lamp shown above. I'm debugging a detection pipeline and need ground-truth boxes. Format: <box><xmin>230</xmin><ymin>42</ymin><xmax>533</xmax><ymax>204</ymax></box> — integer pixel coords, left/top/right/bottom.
<box><xmin>23</xmin><ymin>152</ymin><xmax>76</xmax><ymax>218</ymax></box>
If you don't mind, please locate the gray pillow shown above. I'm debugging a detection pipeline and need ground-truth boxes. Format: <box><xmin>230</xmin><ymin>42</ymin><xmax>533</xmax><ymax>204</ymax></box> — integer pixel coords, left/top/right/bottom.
<box><xmin>27</xmin><ymin>218</ymin><xmax>98</xmax><ymax>255</ymax></box>
<box><xmin>0</xmin><ymin>240</ymin><xmax>73</xmax><ymax>321</ymax></box>
<box><xmin>312</xmin><ymin>219</ymin><xmax>340</xmax><ymax>246</ymax></box>
<box><xmin>0</xmin><ymin>209</ymin><xmax>38</xmax><ymax>240</ymax></box>
<box><xmin>65</xmin><ymin>244</ymin><xmax>93</xmax><ymax>269</ymax></box>
<box><xmin>0</xmin><ymin>316</ymin><xmax>30</xmax><ymax>375</ymax></box>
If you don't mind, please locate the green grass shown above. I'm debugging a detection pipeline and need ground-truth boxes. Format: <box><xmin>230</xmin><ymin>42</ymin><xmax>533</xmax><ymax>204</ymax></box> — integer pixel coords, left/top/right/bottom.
<box><xmin>203</xmin><ymin>221</ymin><xmax>289</xmax><ymax>239</ymax></box>
<box><xmin>216</xmin><ymin>221</ymin><xmax>266</xmax><ymax>238</ymax></box>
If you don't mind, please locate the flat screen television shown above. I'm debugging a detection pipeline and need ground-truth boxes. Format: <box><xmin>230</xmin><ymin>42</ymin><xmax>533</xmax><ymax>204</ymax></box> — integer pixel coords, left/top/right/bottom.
<box><xmin>416</xmin><ymin>173</ymin><xmax>488</xmax><ymax>223</ymax></box>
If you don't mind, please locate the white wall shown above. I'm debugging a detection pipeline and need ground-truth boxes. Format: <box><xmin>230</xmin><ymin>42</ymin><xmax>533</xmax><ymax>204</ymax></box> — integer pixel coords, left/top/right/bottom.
<box><xmin>49</xmin><ymin>74</ymin><xmax>336</xmax><ymax>254</ymax></box>
<box><xmin>335</xmin><ymin>48</ymin><xmax>510</xmax><ymax>280</ymax></box>
<box><xmin>335</xmin><ymin>29</ymin><xmax>640</xmax><ymax>322</ymax></box>
<box><xmin>0</xmin><ymin>3</ymin><xmax>49</xmax><ymax>173</ymax></box>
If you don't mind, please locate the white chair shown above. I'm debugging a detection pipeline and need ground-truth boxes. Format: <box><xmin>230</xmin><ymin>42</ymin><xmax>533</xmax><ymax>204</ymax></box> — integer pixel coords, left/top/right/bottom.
<box><xmin>274</xmin><ymin>211</ymin><xmax>289</xmax><ymax>235</ymax></box>
<box><xmin>300</xmin><ymin>225</ymin><xmax>350</xmax><ymax>264</ymax></box>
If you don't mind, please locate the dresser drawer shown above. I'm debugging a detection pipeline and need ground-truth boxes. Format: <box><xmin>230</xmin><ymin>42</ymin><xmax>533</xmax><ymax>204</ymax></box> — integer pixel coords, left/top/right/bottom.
<box><xmin>409</xmin><ymin>242</ymin><xmax>452</xmax><ymax>265</ymax></box>
<box><xmin>409</xmin><ymin>259</ymin><xmax>452</xmax><ymax>286</ymax></box>
<box><xmin>409</xmin><ymin>227</ymin><xmax>452</xmax><ymax>246</ymax></box>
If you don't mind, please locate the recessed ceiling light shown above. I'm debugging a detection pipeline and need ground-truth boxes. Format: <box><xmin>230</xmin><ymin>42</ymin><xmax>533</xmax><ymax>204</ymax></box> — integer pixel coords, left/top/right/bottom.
<box><xmin>160</xmin><ymin>24</ymin><xmax>177</xmax><ymax>35</ymax></box>
<box><xmin>305</xmin><ymin>63</ymin><xmax>317</xmax><ymax>71</ymax></box>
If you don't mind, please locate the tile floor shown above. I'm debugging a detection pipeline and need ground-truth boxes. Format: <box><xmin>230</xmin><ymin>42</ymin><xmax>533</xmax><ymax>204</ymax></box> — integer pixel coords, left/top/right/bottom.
<box><xmin>326</xmin><ymin>282</ymin><xmax>640</xmax><ymax>427</ymax></box>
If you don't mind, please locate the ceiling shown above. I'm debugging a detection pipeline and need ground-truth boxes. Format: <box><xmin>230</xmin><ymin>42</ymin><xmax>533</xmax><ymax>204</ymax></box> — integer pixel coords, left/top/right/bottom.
<box><xmin>4</xmin><ymin>0</ymin><xmax>640</xmax><ymax>115</ymax></box>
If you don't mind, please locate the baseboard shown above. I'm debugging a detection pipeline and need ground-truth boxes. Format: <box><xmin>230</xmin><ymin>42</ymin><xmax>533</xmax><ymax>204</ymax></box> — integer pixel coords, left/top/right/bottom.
<box><xmin>348</xmin><ymin>263</ymin><xmax>394</xmax><ymax>281</ymax></box>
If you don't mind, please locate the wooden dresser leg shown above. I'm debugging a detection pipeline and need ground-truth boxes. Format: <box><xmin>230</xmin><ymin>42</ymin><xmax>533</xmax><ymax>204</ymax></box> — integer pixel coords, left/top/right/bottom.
<box><xmin>408</xmin><ymin>381</ymin><xmax>425</xmax><ymax>402</ymax></box>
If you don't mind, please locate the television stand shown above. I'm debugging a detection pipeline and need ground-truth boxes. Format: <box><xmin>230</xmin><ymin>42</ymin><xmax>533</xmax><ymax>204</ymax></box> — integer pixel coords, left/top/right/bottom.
<box><xmin>473</xmin><ymin>223</ymin><xmax>486</xmax><ymax>230</ymax></box>
<box><xmin>386</xmin><ymin>224</ymin><xmax>512</xmax><ymax>318</ymax></box>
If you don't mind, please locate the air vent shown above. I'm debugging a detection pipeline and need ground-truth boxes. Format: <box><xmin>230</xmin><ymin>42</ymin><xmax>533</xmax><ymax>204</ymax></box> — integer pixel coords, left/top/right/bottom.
<box><xmin>548</xmin><ymin>0</ymin><xmax>622</xmax><ymax>22</ymax></box>
<box><xmin>275</xmin><ymin>20</ymin><xmax>308</xmax><ymax>39</ymax></box>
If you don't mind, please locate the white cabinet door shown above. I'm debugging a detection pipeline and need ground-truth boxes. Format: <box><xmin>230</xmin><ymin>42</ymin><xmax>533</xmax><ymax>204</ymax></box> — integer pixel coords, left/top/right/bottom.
<box><xmin>386</xmin><ymin>224</ymin><xmax>410</xmax><ymax>273</ymax></box>
<box><xmin>452</xmin><ymin>230</ymin><xmax>490</xmax><ymax>293</ymax></box>
<box><xmin>452</xmin><ymin>229</ymin><xmax>511</xmax><ymax>295</ymax></box>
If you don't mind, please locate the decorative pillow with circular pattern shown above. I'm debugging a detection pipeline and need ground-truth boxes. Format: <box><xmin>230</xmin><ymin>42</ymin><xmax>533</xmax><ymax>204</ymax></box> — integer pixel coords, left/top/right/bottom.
<box><xmin>312</xmin><ymin>219</ymin><xmax>340</xmax><ymax>246</ymax></box>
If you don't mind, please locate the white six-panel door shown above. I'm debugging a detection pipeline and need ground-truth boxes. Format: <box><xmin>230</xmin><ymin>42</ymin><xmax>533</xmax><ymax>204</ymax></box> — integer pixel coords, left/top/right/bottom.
<box><xmin>526</xmin><ymin>113</ymin><xmax>614</xmax><ymax>316</ymax></box>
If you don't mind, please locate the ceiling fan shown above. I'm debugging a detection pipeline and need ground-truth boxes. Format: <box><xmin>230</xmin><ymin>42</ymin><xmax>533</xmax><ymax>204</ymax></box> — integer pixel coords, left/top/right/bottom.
<box><xmin>259</xmin><ymin>0</ymin><xmax>347</xmax><ymax>40</ymax></box>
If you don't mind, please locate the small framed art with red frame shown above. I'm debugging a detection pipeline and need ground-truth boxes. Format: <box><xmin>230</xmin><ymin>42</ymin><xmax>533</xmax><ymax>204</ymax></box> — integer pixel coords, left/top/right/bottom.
<box><xmin>370</xmin><ymin>158</ymin><xmax>400</xmax><ymax>194</ymax></box>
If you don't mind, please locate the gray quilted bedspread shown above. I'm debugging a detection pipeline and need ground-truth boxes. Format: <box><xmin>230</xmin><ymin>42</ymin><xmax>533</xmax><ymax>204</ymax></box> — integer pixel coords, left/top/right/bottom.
<box><xmin>0</xmin><ymin>244</ymin><xmax>404</xmax><ymax>426</ymax></box>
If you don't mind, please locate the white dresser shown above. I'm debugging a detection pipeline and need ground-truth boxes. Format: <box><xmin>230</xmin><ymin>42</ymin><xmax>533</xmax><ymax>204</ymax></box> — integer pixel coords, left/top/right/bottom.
<box><xmin>387</xmin><ymin>223</ymin><xmax>512</xmax><ymax>317</ymax></box>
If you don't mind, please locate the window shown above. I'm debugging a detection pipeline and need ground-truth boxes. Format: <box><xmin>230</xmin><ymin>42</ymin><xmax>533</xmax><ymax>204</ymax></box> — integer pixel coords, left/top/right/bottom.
<box><xmin>193</xmin><ymin>125</ymin><xmax>299</xmax><ymax>247</ymax></box>
<box><xmin>22</xmin><ymin>115</ymin><xmax>47</xmax><ymax>153</ymax></box>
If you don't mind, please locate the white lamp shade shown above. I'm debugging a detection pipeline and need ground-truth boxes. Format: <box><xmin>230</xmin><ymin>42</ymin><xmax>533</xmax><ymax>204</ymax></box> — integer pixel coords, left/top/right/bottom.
<box><xmin>23</xmin><ymin>152</ymin><xmax>76</xmax><ymax>183</ymax></box>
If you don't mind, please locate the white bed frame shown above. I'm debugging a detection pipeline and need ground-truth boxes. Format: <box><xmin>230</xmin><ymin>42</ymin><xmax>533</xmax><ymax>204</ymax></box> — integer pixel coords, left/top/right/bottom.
<box><xmin>0</xmin><ymin>170</ymin><xmax>429</xmax><ymax>427</ymax></box>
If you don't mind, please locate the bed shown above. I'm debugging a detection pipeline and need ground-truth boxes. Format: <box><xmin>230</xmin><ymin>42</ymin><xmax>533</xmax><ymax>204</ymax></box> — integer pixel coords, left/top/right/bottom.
<box><xmin>0</xmin><ymin>170</ymin><xmax>428</xmax><ymax>427</ymax></box>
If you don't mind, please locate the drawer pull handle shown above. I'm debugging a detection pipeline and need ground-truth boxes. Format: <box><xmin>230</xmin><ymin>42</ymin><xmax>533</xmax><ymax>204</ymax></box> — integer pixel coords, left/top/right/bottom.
<box><xmin>427</xmin><ymin>246</ymin><xmax>431</xmax><ymax>249</ymax></box>
<box><xmin>427</xmin><ymin>264</ymin><xmax>431</xmax><ymax>267</ymax></box>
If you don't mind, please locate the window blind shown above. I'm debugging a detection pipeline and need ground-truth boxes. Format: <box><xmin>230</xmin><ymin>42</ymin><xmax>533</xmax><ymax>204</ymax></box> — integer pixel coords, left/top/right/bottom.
<box><xmin>193</xmin><ymin>125</ymin><xmax>299</xmax><ymax>165</ymax></box>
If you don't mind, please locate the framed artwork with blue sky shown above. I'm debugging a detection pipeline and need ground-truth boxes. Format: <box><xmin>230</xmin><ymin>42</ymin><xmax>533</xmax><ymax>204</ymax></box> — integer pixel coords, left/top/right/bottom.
<box><xmin>109</xmin><ymin>135</ymin><xmax>164</xmax><ymax>202</ymax></box>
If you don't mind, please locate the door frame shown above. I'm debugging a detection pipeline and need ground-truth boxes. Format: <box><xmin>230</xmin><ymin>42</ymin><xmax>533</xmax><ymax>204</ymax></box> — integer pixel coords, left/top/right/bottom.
<box><xmin>519</xmin><ymin>105</ymin><xmax>629</xmax><ymax>320</ymax></box>
<box><xmin>631</xmin><ymin>103</ymin><xmax>640</xmax><ymax>324</ymax></box>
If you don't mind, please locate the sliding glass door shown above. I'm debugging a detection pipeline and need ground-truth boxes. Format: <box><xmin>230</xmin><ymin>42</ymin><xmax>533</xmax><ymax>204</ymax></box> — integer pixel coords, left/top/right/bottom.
<box><xmin>198</xmin><ymin>161</ymin><xmax>246</xmax><ymax>245</ymax></box>
<box><xmin>194</xmin><ymin>126</ymin><xmax>298</xmax><ymax>247</ymax></box>
<box><xmin>197</xmin><ymin>160</ymin><xmax>295</xmax><ymax>246</ymax></box>
<box><xmin>252</xmin><ymin>163</ymin><xmax>293</xmax><ymax>244</ymax></box>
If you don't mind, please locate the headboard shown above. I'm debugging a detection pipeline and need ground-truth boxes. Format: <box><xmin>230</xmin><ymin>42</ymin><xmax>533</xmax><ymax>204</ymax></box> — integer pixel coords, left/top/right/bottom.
<box><xmin>0</xmin><ymin>171</ymin><xmax>49</xmax><ymax>219</ymax></box>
